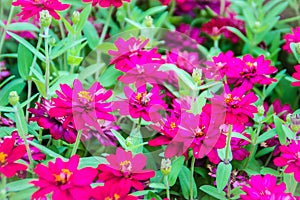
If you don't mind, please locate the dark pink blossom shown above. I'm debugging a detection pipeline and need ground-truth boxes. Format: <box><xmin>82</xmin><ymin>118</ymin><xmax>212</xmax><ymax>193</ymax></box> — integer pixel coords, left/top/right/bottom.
<box><xmin>283</xmin><ymin>27</ymin><xmax>300</xmax><ymax>54</ymax></box>
<box><xmin>98</xmin><ymin>148</ymin><xmax>155</xmax><ymax>194</ymax></box>
<box><xmin>82</xmin><ymin>0</ymin><xmax>130</xmax><ymax>7</ymax></box>
<box><xmin>292</xmin><ymin>65</ymin><xmax>300</xmax><ymax>87</ymax></box>
<box><xmin>90</xmin><ymin>184</ymin><xmax>138</xmax><ymax>200</ymax></box>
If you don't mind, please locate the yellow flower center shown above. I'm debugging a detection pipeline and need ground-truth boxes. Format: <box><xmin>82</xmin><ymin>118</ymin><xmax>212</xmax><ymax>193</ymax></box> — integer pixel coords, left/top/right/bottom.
<box><xmin>259</xmin><ymin>189</ymin><xmax>271</xmax><ymax>196</ymax></box>
<box><xmin>104</xmin><ymin>194</ymin><xmax>120</xmax><ymax>200</ymax></box>
<box><xmin>195</xmin><ymin>126</ymin><xmax>205</xmax><ymax>138</ymax></box>
<box><xmin>135</xmin><ymin>92</ymin><xmax>151</xmax><ymax>106</ymax></box>
<box><xmin>54</xmin><ymin>168</ymin><xmax>72</xmax><ymax>185</ymax></box>
<box><xmin>170</xmin><ymin>122</ymin><xmax>177</xmax><ymax>129</ymax></box>
<box><xmin>224</xmin><ymin>94</ymin><xmax>241</xmax><ymax>105</ymax></box>
<box><xmin>78</xmin><ymin>91</ymin><xmax>92</xmax><ymax>102</ymax></box>
<box><xmin>0</xmin><ymin>152</ymin><xmax>7</xmax><ymax>164</ymax></box>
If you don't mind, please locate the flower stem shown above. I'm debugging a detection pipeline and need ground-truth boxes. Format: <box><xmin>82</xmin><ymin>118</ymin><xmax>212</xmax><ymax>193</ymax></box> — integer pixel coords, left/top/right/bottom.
<box><xmin>224</xmin><ymin>124</ymin><xmax>233</xmax><ymax>164</ymax></box>
<box><xmin>0</xmin><ymin>175</ymin><xmax>7</xmax><ymax>200</ymax></box>
<box><xmin>71</xmin><ymin>130</ymin><xmax>82</xmax><ymax>156</ymax></box>
<box><xmin>0</xmin><ymin>4</ymin><xmax>14</xmax><ymax>55</ymax></box>
<box><xmin>164</xmin><ymin>175</ymin><xmax>170</xmax><ymax>199</ymax></box>
<box><xmin>220</xmin><ymin>0</ymin><xmax>226</xmax><ymax>16</ymax></box>
<box><xmin>190</xmin><ymin>156</ymin><xmax>196</xmax><ymax>200</ymax></box>
<box><xmin>43</xmin><ymin>27</ymin><xmax>51</xmax><ymax>97</ymax></box>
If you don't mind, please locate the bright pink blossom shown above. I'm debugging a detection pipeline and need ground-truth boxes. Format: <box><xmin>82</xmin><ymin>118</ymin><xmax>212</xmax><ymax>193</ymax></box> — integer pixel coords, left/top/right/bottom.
<box><xmin>274</xmin><ymin>140</ymin><xmax>300</xmax><ymax>182</ymax></box>
<box><xmin>90</xmin><ymin>185</ymin><xmax>138</xmax><ymax>200</ymax></box>
<box><xmin>83</xmin><ymin>0</ymin><xmax>130</xmax><ymax>7</ymax></box>
<box><xmin>283</xmin><ymin>27</ymin><xmax>300</xmax><ymax>54</ymax></box>
<box><xmin>241</xmin><ymin>174</ymin><xmax>295</xmax><ymax>200</ymax></box>
<box><xmin>98</xmin><ymin>148</ymin><xmax>155</xmax><ymax>194</ymax></box>
<box><xmin>0</xmin><ymin>138</ymin><xmax>27</xmax><ymax>178</ymax></box>
<box><xmin>31</xmin><ymin>155</ymin><xmax>98</xmax><ymax>200</ymax></box>
<box><xmin>50</xmin><ymin>79</ymin><xmax>115</xmax><ymax>131</ymax></box>
<box><xmin>292</xmin><ymin>65</ymin><xmax>300</xmax><ymax>87</ymax></box>
<box><xmin>12</xmin><ymin>0</ymin><xmax>70</xmax><ymax>20</ymax></box>
<box><xmin>109</xmin><ymin>37</ymin><xmax>163</xmax><ymax>72</ymax></box>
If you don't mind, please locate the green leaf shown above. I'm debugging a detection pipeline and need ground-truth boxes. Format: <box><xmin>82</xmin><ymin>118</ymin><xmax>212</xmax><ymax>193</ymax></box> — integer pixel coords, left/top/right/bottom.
<box><xmin>7</xmin><ymin>179</ymin><xmax>35</xmax><ymax>192</ymax></box>
<box><xmin>146</xmin><ymin>191</ymin><xmax>162</xmax><ymax>200</ymax></box>
<box><xmin>255</xmin><ymin>146</ymin><xmax>275</xmax><ymax>158</ymax></box>
<box><xmin>131</xmin><ymin>190</ymin><xmax>158</xmax><ymax>197</ymax></box>
<box><xmin>9</xmin><ymin>187</ymin><xmax>37</xmax><ymax>200</ymax></box>
<box><xmin>50</xmin><ymin>38</ymin><xmax>86</xmax><ymax>60</ymax></box>
<box><xmin>139</xmin><ymin>6</ymin><xmax>167</xmax><ymax>21</ymax></box>
<box><xmin>32</xmin><ymin>78</ymin><xmax>47</xmax><ymax>98</ymax></box>
<box><xmin>0</xmin><ymin>78</ymin><xmax>25</xmax><ymax>106</ymax></box>
<box><xmin>199</xmin><ymin>185</ymin><xmax>227</xmax><ymax>200</ymax></box>
<box><xmin>49</xmin><ymin>74</ymin><xmax>78</xmax><ymax>97</ymax></box>
<box><xmin>61</xmin><ymin>17</ymin><xmax>75</xmax><ymax>34</ymax></box>
<box><xmin>125</xmin><ymin>18</ymin><xmax>143</xmax><ymax>29</ymax></box>
<box><xmin>17</xmin><ymin>44</ymin><xmax>33</xmax><ymax>80</ymax></box>
<box><xmin>28</xmin><ymin>140</ymin><xmax>65</xmax><ymax>159</ymax></box>
<box><xmin>7</xmin><ymin>31</ymin><xmax>45</xmax><ymax>61</ymax></box>
<box><xmin>111</xmin><ymin>129</ymin><xmax>128</xmax><ymax>150</ymax></box>
<box><xmin>99</xmin><ymin>66</ymin><xmax>123</xmax><ymax>88</ymax></box>
<box><xmin>179</xmin><ymin>166</ymin><xmax>197</xmax><ymax>199</ymax></box>
<box><xmin>168</xmin><ymin>156</ymin><xmax>185</xmax><ymax>186</ymax></box>
<box><xmin>282</xmin><ymin>124</ymin><xmax>296</xmax><ymax>140</ymax></box>
<box><xmin>231</xmin><ymin>132</ymin><xmax>251</xmax><ymax>143</ymax></box>
<box><xmin>264</xmin><ymin>70</ymin><xmax>286</xmax><ymax>98</ymax></box>
<box><xmin>284</xmin><ymin>173</ymin><xmax>297</xmax><ymax>194</ymax></box>
<box><xmin>79</xmin><ymin>156</ymin><xmax>108</xmax><ymax>168</ymax></box>
<box><xmin>274</xmin><ymin>115</ymin><xmax>286</xmax><ymax>144</ymax></box>
<box><xmin>8</xmin><ymin>22</ymin><xmax>39</xmax><ymax>32</ymax></box>
<box><xmin>226</xmin><ymin>26</ymin><xmax>249</xmax><ymax>43</ymax></box>
<box><xmin>190</xmin><ymin>91</ymin><xmax>207</xmax><ymax>115</ymax></box>
<box><xmin>83</xmin><ymin>21</ymin><xmax>99</xmax><ymax>49</ymax></box>
<box><xmin>15</xmin><ymin>103</ymin><xmax>28</xmax><ymax>136</ymax></box>
<box><xmin>154</xmin><ymin>11</ymin><xmax>168</xmax><ymax>28</ymax></box>
<box><xmin>257</xmin><ymin>128</ymin><xmax>276</xmax><ymax>144</ymax></box>
<box><xmin>0</xmin><ymin>106</ymin><xmax>14</xmax><ymax>112</ymax></box>
<box><xmin>290</xmin><ymin>43</ymin><xmax>300</xmax><ymax>63</ymax></box>
<box><xmin>76</xmin><ymin>4</ymin><xmax>92</xmax><ymax>33</ymax></box>
<box><xmin>149</xmin><ymin>183</ymin><xmax>167</xmax><ymax>189</ymax></box>
<box><xmin>20</xmin><ymin>93</ymin><xmax>39</xmax><ymax>108</ymax></box>
<box><xmin>260</xmin><ymin>167</ymin><xmax>281</xmax><ymax>177</ymax></box>
<box><xmin>216</xmin><ymin>162</ymin><xmax>232</xmax><ymax>192</ymax></box>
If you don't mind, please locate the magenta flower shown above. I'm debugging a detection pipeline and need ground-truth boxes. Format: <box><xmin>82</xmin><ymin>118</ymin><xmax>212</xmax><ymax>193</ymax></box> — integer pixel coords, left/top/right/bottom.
<box><xmin>12</xmin><ymin>0</ymin><xmax>70</xmax><ymax>20</ymax></box>
<box><xmin>0</xmin><ymin>61</ymin><xmax>10</xmax><ymax>82</ymax></box>
<box><xmin>274</xmin><ymin>140</ymin><xmax>300</xmax><ymax>182</ymax></box>
<box><xmin>29</xmin><ymin>98</ymin><xmax>77</xmax><ymax>144</ymax></box>
<box><xmin>90</xmin><ymin>185</ymin><xmax>138</xmax><ymax>200</ymax></box>
<box><xmin>165</xmin><ymin>105</ymin><xmax>226</xmax><ymax>160</ymax></box>
<box><xmin>283</xmin><ymin>27</ymin><xmax>300</xmax><ymax>54</ymax></box>
<box><xmin>31</xmin><ymin>155</ymin><xmax>98</xmax><ymax>200</ymax></box>
<box><xmin>118</xmin><ymin>63</ymin><xmax>167</xmax><ymax>87</ymax></box>
<box><xmin>82</xmin><ymin>0</ymin><xmax>130</xmax><ymax>7</ymax></box>
<box><xmin>214</xmin><ymin>86</ymin><xmax>258</xmax><ymax>125</ymax></box>
<box><xmin>241</xmin><ymin>174</ymin><xmax>295</xmax><ymax>200</ymax></box>
<box><xmin>49</xmin><ymin>79</ymin><xmax>115</xmax><ymax>131</ymax></box>
<box><xmin>114</xmin><ymin>84</ymin><xmax>167</xmax><ymax>122</ymax></box>
<box><xmin>292</xmin><ymin>65</ymin><xmax>300</xmax><ymax>87</ymax></box>
<box><xmin>0</xmin><ymin>138</ymin><xmax>27</xmax><ymax>178</ymax></box>
<box><xmin>109</xmin><ymin>37</ymin><xmax>163</xmax><ymax>72</ymax></box>
<box><xmin>232</xmin><ymin>54</ymin><xmax>277</xmax><ymax>90</ymax></box>
<box><xmin>98</xmin><ymin>147</ymin><xmax>155</xmax><ymax>194</ymax></box>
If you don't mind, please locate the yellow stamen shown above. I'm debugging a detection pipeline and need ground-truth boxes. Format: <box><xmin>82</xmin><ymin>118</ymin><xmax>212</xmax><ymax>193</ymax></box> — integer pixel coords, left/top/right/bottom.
<box><xmin>170</xmin><ymin>122</ymin><xmax>177</xmax><ymax>129</ymax></box>
<box><xmin>78</xmin><ymin>91</ymin><xmax>92</xmax><ymax>102</ymax></box>
<box><xmin>0</xmin><ymin>152</ymin><xmax>7</xmax><ymax>164</ymax></box>
<box><xmin>54</xmin><ymin>168</ymin><xmax>72</xmax><ymax>184</ymax></box>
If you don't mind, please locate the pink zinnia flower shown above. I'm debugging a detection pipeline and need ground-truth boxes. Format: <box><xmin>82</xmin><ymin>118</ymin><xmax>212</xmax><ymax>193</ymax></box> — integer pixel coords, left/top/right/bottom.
<box><xmin>215</xmin><ymin>86</ymin><xmax>258</xmax><ymax>125</ymax></box>
<box><xmin>292</xmin><ymin>65</ymin><xmax>300</xmax><ymax>87</ymax></box>
<box><xmin>49</xmin><ymin>79</ymin><xmax>115</xmax><ymax>131</ymax></box>
<box><xmin>241</xmin><ymin>174</ymin><xmax>295</xmax><ymax>200</ymax></box>
<box><xmin>274</xmin><ymin>140</ymin><xmax>300</xmax><ymax>182</ymax></box>
<box><xmin>98</xmin><ymin>147</ymin><xmax>155</xmax><ymax>194</ymax></box>
<box><xmin>31</xmin><ymin>155</ymin><xmax>98</xmax><ymax>200</ymax></box>
<box><xmin>82</xmin><ymin>0</ymin><xmax>130</xmax><ymax>7</ymax></box>
<box><xmin>90</xmin><ymin>184</ymin><xmax>138</xmax><ymax>200</ymax></box>
<box><xmin>283</xmin><ymin>27</ymin><xmax>300</xmax><ymax>54</ymax></box>
<box><xmin>0</xmin><ymin>138</ymin><xmax>27</xmax><ymax>178</ymax></box>
<box><xmin>12</xmin><ymin>0</ymin><xmax>70</xmax><ymax>20</ymax></box>
<box><xmin>114</xmin><ymin>84</ymin><xmax>167</xmax><ymax>122</ymax></box>
<box><xmin>231</xmin><ymin>54</ymin><xmax>277</xmax><ymax>90</ymax></box>
<box><xmin>109</xmin><ymin>37</ymin><xmax>163</xmax><ymax>72</ymax></box>
<box><xmin>29</xmin><ymin>98</ymin><xmax>77</xmax><ymax>143</ymax></box>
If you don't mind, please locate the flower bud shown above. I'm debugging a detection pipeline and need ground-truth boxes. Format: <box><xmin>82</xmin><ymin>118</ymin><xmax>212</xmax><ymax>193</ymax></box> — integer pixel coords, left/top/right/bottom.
<box><xmin>161</xmin><ymin>158</ymin><xmax>172</xmax><ymax>176</ymax></box>
<box><xmin>192</xmin><ymin>68</ymin><xmax>202</xmax><ymax>85</ymax></box>
<box><xmin>125</xmin><ymin>137</ymin><xmax>133</xmax><ymax>147</ymax></box>
<box><xmin>290</xmin><ymin>114</ymin><xmax>300</xmax><ymax>132</ymax></box>
<box><xmin>254</xmin><ymin>21</ymin><xmax>261</xmax><ymax>29</ymax></box>
<box><xmin>8</xmin><ymin>91</ymin><xmax>19</xmax><ymax>106</ymax></box>
<box><xmin>295</xmin><ymin>43</ymin><xmax>300</xmax><ymax>56</ymax></box>
<box><xmin>49</xmin><ymin>38</ymin><xmax>56</xmax><ymax>46</ymax></box>
<box><xmin>40</xmin><ymin>10</ymin><xmax>52</xmax><ymax>28</ymax></box>
<box><xmin>144</xmin><ymin>16</ymin><xmax>153</xmax><ymax>28</ymax></box>
<box><xmin>257</xmin><ymin>105</ymin><xmax>265</xmax><ymax>117</ymax></box>
<box><xmin>72</xmin><ymin>11</ymin><xmax>80</xmax><ymax>25</ymax></box>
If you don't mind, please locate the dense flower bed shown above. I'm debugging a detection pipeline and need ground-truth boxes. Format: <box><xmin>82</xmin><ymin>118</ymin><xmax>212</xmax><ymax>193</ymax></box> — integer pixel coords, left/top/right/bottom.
<box><xmin>0</xmin><ymin>0</ymin><xmax>300</xmax><ymax>199</ymax></box>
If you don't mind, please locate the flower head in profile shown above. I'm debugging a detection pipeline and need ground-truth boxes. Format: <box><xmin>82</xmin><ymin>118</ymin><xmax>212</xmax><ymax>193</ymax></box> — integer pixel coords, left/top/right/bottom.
<box><xmin>0</xmin><ymin>138</ymin><xmax>27</xmax><ymax>178</ymax></box>
<box><xmin>82</xmin><ymin>0</ymin><xmax>130</xmax><ymax>7</ymax></box>
<box><xmin>49</xmin><ymin>79</ymin><xmax>115</xmax><ymax>131</ymax></box>
<box><xmin>283</xmin><ymin>27</ymin><xmax>300</xmax><ymax>54</ymax></box>
<box><xmin>109</xmin><ymin>37</ymin><xmax>163</xmax><ymax>72</ymax></box>
<box><xmin>114</xmin><ymin>84</ymin><xmax>167</xmax><ymax>122</ymax></box>
<box><xmin>12</xmin><ymin>0</ymin><xmax>70</xmax><ymax>20</ymax></box>
<box><xmin>232</xmin><ymin>55</ymin><xmax>277</xmax><ymax>90</ymax></box>
<box><xmin>240</xmin><ymin>174</ymin><xmax>295</xmax><ymax>200</ymax></box>
<box><xmin>98</xmin><ymin>148</ymin><xmax>155</xmax><ymax>194</ymax></box>
<box><xmin>274</xmin><ymin>140</ymin><xmax>300</xmax><ymax>182</ymax></box>
<box><xmin>29</xmin><ymin>98</ymin><xmax>77</xmax><ymax>143</ymax></box>
<box><xmin>31</xmin><ymin>155</ymin><xmax>98</xmax><ymax>200</ymax></box>
<box><xmin>292</xmin><ymin>65</ymin><xmax>300</xmax><ymax>87</ymax></box>
<box><xmin>90</xmin><ymin>184</ymin><xmax>138</xmax><ymax>200</ymax></box>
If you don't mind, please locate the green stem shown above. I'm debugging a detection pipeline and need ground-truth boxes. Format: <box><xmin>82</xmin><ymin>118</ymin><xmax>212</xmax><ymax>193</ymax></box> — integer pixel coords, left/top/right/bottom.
<box><xmin>71</xmin><ymin>130</ymin><xmax>83</xmax><ymax>156</ymax></box>
<box><xmin>190</xmin><ymin>156</ymin><xmax>196</xmax><ymax>200</ymax></box>
<box><xmin>26</xmin><ymin>35</ymin><xmax>43</xmax><ymax>120</ymax></box>
<box><xmin>167</xmin><ymin>0</ymin><xmax>176</xmax><ymax>19</ymax></box>
<box><xmin>224</xmin><ymin>124</ymin><xmax>233</xmax><ymax>164</ymax></box>
<box><xmin>58</xmin><ymin>21</ymin><xmax>67</xmax><ymax>71</ymax></box>
<box><xmin>220</xmin><ymin>0</ymin><xmax>226</xmax><ymax>16</ymax></box>
<box><xmin>165</xmin><ymin>175</ymin><xmax>170</xmax><ymax>199</ymax></box>
<box><xmin>43</xmin><ymin>27</ymin><xmax>50</xmax><ymax>97</ymax></box>
<box><xmin>14</xmin><ymin>106</ymin><xmax>34</xmax><ymax>171</ymax></box>
<box><xmin>0</xmin><ymin>175</ymin><xmax>7</xmax><ymax>200</ymax></box>
<box><xmin>0</xmin><ymin>4</ymin><xmax>14</xmax><ymax>55</ymax></box>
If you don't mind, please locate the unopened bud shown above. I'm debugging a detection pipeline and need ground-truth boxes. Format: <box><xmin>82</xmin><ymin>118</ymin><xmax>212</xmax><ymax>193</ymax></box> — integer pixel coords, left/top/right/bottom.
<box><xmin>192</xmin><ymin>68</ymin><xmax>202</xmax><ymax>85</ymax></box>
<box><xmin>125</xmin><ymin>137</ymin><xmax>133</xmax><ymax>147</ymax></box>
<box><xmin>40</xmin><ymin>10</ymin><xmax>52</xmax><ymax>28</ymax></box>
<box><xmin>49</xmin><ymin>38</ymin><xmax>56</xmax><ymax>46</ymax></box>
<box><xmin>254</xmin><ymin>21</ymin><xmax>261</xmax><ymax>29</ymax></box>
<box><xmin>144</xmin><ymin>16</ymin><xmax>153</xmax><ymax>28</ymax></box>
<box><xmin>72</xmin><ymin>11</ymin><xmax>80</xmax><ymax>25</ymax></box>
<box><xmin>290</xmin><ymin>114</ymin><xmax>300</xmax><ymax>132</ymax></box>
<box><xmin>257</xmin><ymin>105</ymin><xmax>265</xmax><ymax>116</ymax></box>
<box><xmin>8</xmin><ymin>91</ymin><xmax>19</xmax><ymax>106</ymax></box>
<box><xmin>161</xmin><ymin>158</ymin><xmax>172</xmax><ymax>176</ymax></box>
